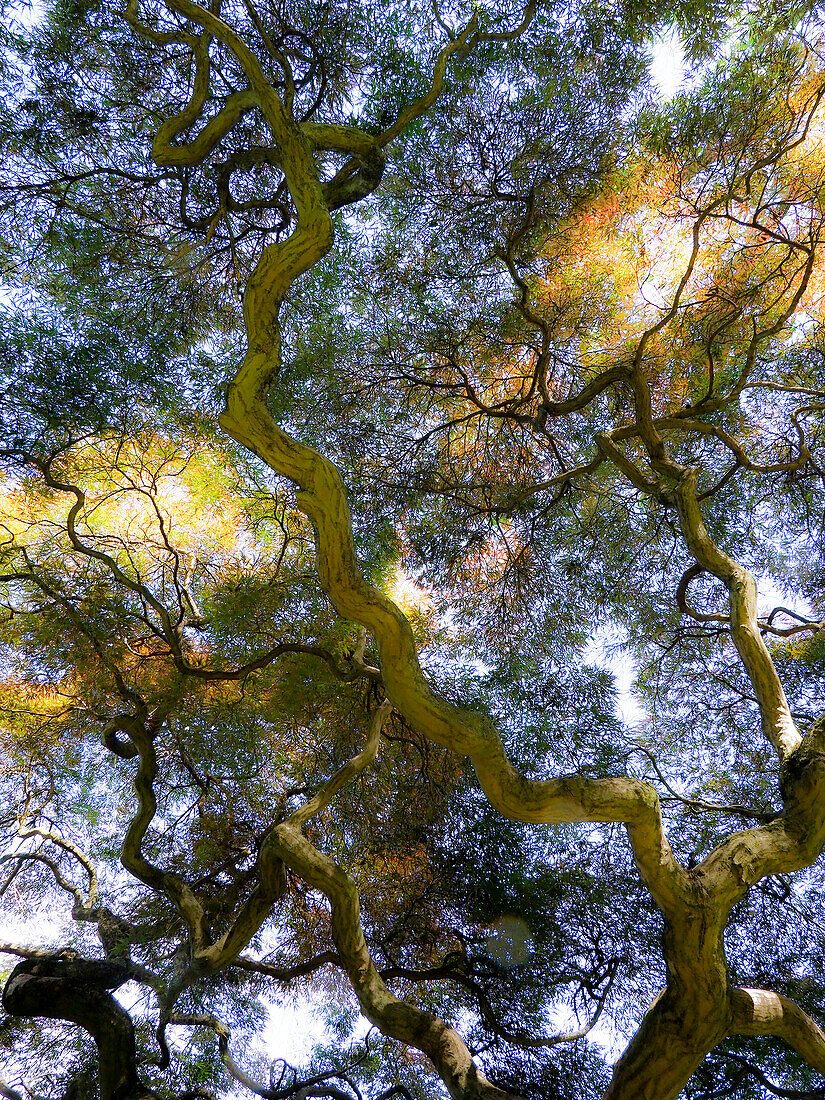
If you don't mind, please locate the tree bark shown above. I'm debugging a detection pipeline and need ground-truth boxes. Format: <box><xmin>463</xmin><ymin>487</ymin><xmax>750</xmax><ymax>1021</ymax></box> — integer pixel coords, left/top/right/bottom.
<box><xmin>2</xmin><ymin>956</ymin><xmax>157</xmax><ymax>1100</ymax></box>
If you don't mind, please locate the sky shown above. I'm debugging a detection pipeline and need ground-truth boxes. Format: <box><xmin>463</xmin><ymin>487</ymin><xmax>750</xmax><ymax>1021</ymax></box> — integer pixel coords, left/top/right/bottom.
<box><xmin>650</xmin><ymin>32</ymin><xmax>687</xmax><ymax>98</ymax></box>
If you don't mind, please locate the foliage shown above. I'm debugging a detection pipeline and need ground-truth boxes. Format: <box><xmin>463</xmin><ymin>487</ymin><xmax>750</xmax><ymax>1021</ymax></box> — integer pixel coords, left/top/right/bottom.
<box><xmin>1</xmin><ymin>0</ymin><xmax>825</xmax><ymax>1098</ymax></box>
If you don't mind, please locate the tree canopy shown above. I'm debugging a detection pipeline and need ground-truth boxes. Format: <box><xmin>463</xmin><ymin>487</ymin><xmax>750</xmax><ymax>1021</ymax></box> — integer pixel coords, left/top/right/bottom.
<box><xmin>1</xmin><ymin>0</ymin><xmax>825</xmax><ymax>1097</ymax></box>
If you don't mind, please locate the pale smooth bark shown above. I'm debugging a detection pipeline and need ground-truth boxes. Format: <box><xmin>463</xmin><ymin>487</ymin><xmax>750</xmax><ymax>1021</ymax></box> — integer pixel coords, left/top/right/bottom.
<box><xmin>671</xmin><ymin>471</ymin><xmax>802</xmax><ymax>761</ymax></box>
<box><xmin>731</xmin><ymin>986</ymin><xmax>825</xmax><ymax>1073</ymax></box>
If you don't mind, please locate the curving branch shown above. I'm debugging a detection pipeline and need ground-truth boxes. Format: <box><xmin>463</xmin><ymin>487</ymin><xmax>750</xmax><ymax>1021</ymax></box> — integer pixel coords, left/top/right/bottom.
<box><xmin>128</xmin><ymin>0</ymin><xmax>389</xmax><ymax>238</ymax></box>
<box><xmin>382</xmin><ymin>953</ymin><xmax>618</xmax><ymax>1050</ymax></box>
<box><xmin>675</xmin><ymin>564</ymin><xmax>730</xmax><ymax>625</ymax></box>
<box><xmin>712</xmin><ymin>1050</ymin><xmax>825</xmax><ymax>1098</ymax></box>
<box><xmin>0</xmin><ymin>851</ymin><xmax>88</xmax><ymax>912</ymax></box>
<box><xmin>126</xmin><ymin>1</ymin><xmax>259</xmax><ymax>169</ymax></box>
<box><xmin>730</xmin><ymin>987</ymin><xmax>825</xmax><ymax>1078</ymax></box>
<box><xmin>2</xmin><ymin>955</ymin><xmax>157</xmax><ymax>1100</ymax></box>
<box><xmin>761</xmin><ymin>606</ymin><xmax>825</xmax><ymax>639</ymax></box>
<box><xmin>286</xmin><ymin>699</ymin><xmax>391</xmax><ymax>828</ymax></box>
<box><xmin>195</xmin><ymin>702</ymin><xmax>389</xmax><ymax>972</ymax></box>
<box><xmin>0</xmin><ymin>939</ymin><xmax>159</xmax><ymax>989</ymax></box>
<box><xmin>231</xmin><ymin>949</ymin><xmax>339</xmax><ymax>981</ymax></box>
<box><xmin>628</xmin><ymin>745</ymin><xmax>778</xmax><ymax>824</ymax></box>
<box><xmin>193</xmin><ymin>2</ymin><xmax>692</xmax><ymax>946</ymax></box>
<box><xmin>12</xmin><ymin>817</ymin><xmax>99</xmax><ymax>916</ymax></box>
<box><xmin>613</xmin><ymin>415</ymin><xmax>812</xmax><ymax>475</ymax></box>
<box><xmin>270</xmin><ymin>822</ymin><xmax>521</xmax><ymax>1100</ymax></box>
<box><xmin>213</xmin><ymin>119</ymin><xmax>689</xmax><ymax>934</ymax></box>
<box><xmin>119</xmin><ymin>705</ymin><xmax>211</xmax><ymax>955</ymax></box>
<box><xmin>169</xmin><ymin>1013</ymin><xmax>373</xmax><ymax>1100</ymax></box>
<box><xmin>671</xmin><ymin>469</ymin><xmax>801</xmax><ymax>761</ymax></box>
<box><xmin>167</xmin><ymin>699</ymin><xmax>504</xmax><ymax>1096</ymax></box>
<box><xmin>690</xmin><ymin>718</ymin><xmax>825</xmax><ymax>916</ymax></box>
<box><xmin>168</xmin><ymin>1012</ymin><xmax>270</xmax><ymax>1096</ymax></box>
<box><xmin>374</xmin><ymin>16</ymin><xmax>482</xmax><ymax>149</ymax></box>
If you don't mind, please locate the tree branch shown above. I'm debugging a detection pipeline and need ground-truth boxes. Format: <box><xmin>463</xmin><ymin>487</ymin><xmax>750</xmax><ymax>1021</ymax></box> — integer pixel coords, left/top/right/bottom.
<box><xmin>270</xmin><ymin>823</ymin><xmax>523</xmax><ymax>1100</ymax></box>
<box><xmin>671</xmin><ymin>469</ymin><xmax>801</xmax><ymax>761</ymax></box>
<box><xmin>2</xmin><ymin>955</ymin><xmax>157</xmax><ymax>1100</ymax></box>
<box><xmin>730</xmin><ymin>987</ymin><xmax>825</xmax><ymax>1078</ymax></box>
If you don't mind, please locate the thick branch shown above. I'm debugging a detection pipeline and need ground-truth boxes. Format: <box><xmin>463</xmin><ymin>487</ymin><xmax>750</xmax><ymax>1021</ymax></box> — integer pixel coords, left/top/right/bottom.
<box><xmin>605</xmin><ymin>985</ymin><xmax>728</xmax><ymax>1100</ymax></box>
<box><xmin>197</xmin><ymin>702</ymin><xmax>389</xmax><ymax>971</ymax></box>
<box><xmin>270</xmin><ymin>823</ymin><xmax>522</xmax><ymax>1100</ymax></box>
<box><xmin>730</xmin><ymin>987</ymin><xmax>825</xmax><ymax>1077</ymax></box>
<box><xmin>692</xmin><ymin>718</ymin><xmax>825</xmax><ymax>911</ymax></box>
<box><xmin>2</xmin><ymin>956</ymin><xmax>156</xmax><ymax>1100</ymax></box>
<box><xmin>671</xmin><ymin>470</ymin><xmax>801</xmax><ymax>760</ymax></box>
<box><xmin>206</xmin><ymin>17</ymin><xmax>688</xmax><ymax>925</ymax></box>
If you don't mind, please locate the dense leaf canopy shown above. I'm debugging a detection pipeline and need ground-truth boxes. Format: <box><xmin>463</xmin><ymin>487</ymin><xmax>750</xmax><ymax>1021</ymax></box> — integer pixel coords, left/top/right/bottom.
<box><xmin>1</xmin><ymin>0</ymin><xmax>825</xmax><ymax>1097</ymax></box>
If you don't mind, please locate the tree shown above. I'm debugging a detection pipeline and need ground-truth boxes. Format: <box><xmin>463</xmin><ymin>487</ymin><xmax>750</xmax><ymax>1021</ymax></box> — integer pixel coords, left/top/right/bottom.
<box><xmin>1</xmin><ymin>0</ymin><xmax>825</xmax><ymax>1096</ymax></box>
